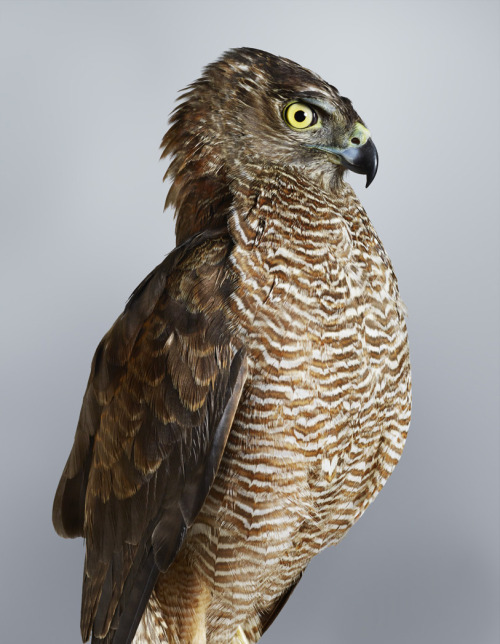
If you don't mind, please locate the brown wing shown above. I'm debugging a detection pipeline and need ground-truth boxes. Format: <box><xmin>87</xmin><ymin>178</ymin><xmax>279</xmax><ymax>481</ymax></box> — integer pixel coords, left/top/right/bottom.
<box><xmin>52</xmin><ymin>229</ymin><xmax>247</xmax><ymax>644</ymax></box>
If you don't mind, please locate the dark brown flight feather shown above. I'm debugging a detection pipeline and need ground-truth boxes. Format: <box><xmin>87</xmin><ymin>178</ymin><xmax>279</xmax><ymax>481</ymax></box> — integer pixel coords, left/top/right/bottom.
<box><xmin>53</xmin><ymin>229</ymin><xmax>247</xmax><ymax>643</ymax></box>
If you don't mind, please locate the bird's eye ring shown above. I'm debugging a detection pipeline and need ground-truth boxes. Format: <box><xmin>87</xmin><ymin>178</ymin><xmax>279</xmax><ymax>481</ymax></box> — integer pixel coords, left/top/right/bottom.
<box><xmin>283</xmin><ymin>102</ymin><xmax>319</xmax><ymax>130</ymax></box>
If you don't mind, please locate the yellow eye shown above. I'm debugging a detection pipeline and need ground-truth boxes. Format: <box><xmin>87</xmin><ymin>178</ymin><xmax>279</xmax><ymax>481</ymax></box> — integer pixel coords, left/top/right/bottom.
<box><xmin>283</xmin><ymin>102</ymin><xmax>318</xmax><ymax>130</ymax></box>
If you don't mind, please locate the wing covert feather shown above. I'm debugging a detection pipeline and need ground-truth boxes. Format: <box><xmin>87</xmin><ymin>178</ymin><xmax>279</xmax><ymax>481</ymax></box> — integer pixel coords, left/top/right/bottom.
<box><xmin>52</xmin><ymin>230</ymin><xmax>247</xmax><ymax>643</ymax></box>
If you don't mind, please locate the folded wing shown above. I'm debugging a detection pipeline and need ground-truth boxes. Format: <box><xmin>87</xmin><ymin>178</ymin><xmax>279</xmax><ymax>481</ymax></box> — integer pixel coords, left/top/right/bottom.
<box><xmin>52</xmin><ymin>229</ymin><xmax>247</xmax><ymax>643</ymax></box>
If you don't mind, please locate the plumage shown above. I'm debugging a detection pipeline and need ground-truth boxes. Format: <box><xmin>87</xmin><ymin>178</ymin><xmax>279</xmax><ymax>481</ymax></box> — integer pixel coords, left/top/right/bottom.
<box><xmin>53</xmin><ymin>47</ymin><xmax>411</xmax><ymax>643</ymax></box>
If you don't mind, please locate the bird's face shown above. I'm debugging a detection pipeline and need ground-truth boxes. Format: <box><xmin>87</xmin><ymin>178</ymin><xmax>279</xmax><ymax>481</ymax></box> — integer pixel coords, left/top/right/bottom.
<box><xmin>199</xmin><ymin>48</ymin><xmax>378</xmax><ymax>190</ymax></box>
<box><xmin>275</xmin><ymin>94</ymin><xmax>378</xmax><ymax>188</ymax></box>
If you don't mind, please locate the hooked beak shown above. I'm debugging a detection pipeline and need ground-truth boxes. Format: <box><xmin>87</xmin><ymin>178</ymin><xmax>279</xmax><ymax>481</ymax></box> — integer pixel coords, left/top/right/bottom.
<box><xmin>336</xmin><ymin>136</ymin><xmax>378</xmax><ymax>188</ymax></box>
<box><xmin>313</xmin><ymin>123</ymin><xmax>379</xmax><ymax>188</ymax></box>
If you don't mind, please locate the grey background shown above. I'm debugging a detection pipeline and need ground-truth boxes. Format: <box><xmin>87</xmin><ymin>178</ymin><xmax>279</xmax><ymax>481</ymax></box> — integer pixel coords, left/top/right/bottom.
<box><xmin>0</xmin><ymin>1</ymin><xmax>498</xmax><ymax>643</ymax></box>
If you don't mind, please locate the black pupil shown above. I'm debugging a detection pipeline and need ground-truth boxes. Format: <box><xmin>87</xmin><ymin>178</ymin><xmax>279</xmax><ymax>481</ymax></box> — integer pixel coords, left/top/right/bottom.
<box><xmin>295</xmin><ymin>110</ymin><xmax>306</xmax><ymax>122</ymax></box>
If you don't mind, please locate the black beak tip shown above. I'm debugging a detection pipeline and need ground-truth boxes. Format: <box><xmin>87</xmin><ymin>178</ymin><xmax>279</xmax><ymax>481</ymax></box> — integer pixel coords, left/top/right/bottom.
<box><xmin>365</xmin><ymin>144</ymin><xmax>379</xmax><ymax>188</ymax></box>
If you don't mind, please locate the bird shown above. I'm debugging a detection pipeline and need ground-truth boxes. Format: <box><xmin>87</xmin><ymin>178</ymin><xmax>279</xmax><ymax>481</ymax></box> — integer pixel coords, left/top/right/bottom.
<box><xmin>53</xmin><ymin>47</ymin><xmax>411</xmax><ymax>644</ymax></box>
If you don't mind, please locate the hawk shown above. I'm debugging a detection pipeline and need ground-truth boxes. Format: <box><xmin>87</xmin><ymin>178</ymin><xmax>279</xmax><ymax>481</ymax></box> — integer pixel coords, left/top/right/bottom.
<box><xmin>53</xmin><ymin>47</ymin><xmax>411</xmax><ymax>644</ymax></box>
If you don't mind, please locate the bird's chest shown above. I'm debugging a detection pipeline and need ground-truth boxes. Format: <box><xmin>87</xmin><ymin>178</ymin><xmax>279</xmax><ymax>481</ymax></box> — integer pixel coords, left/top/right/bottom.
<box><xmin>224</xmin><ymin>203</ymin><xmax>410</xmax><ymax>542</ymax></box>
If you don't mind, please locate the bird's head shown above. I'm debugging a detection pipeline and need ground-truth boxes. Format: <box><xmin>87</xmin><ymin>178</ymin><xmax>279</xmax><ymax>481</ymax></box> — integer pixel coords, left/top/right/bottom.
<box><xmin>162</xmin><ymin>48</ymin><xmax>378</xmax><ymax>241</ymax></box>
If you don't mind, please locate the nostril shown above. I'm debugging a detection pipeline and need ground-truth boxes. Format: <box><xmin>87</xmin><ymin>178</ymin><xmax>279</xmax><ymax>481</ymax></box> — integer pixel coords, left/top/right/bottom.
<box><xmin>351</xmin><ymin>137</ymin><xmax>360</xmax><ymax>145</ymax></box>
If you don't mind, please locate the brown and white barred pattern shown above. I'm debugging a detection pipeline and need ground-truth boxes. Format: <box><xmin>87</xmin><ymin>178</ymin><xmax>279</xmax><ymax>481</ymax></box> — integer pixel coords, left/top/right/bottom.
<box><xmin>136</xmin><ymin>167</ymin><xmax>411</xmax><ymax>643</ymax></box>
